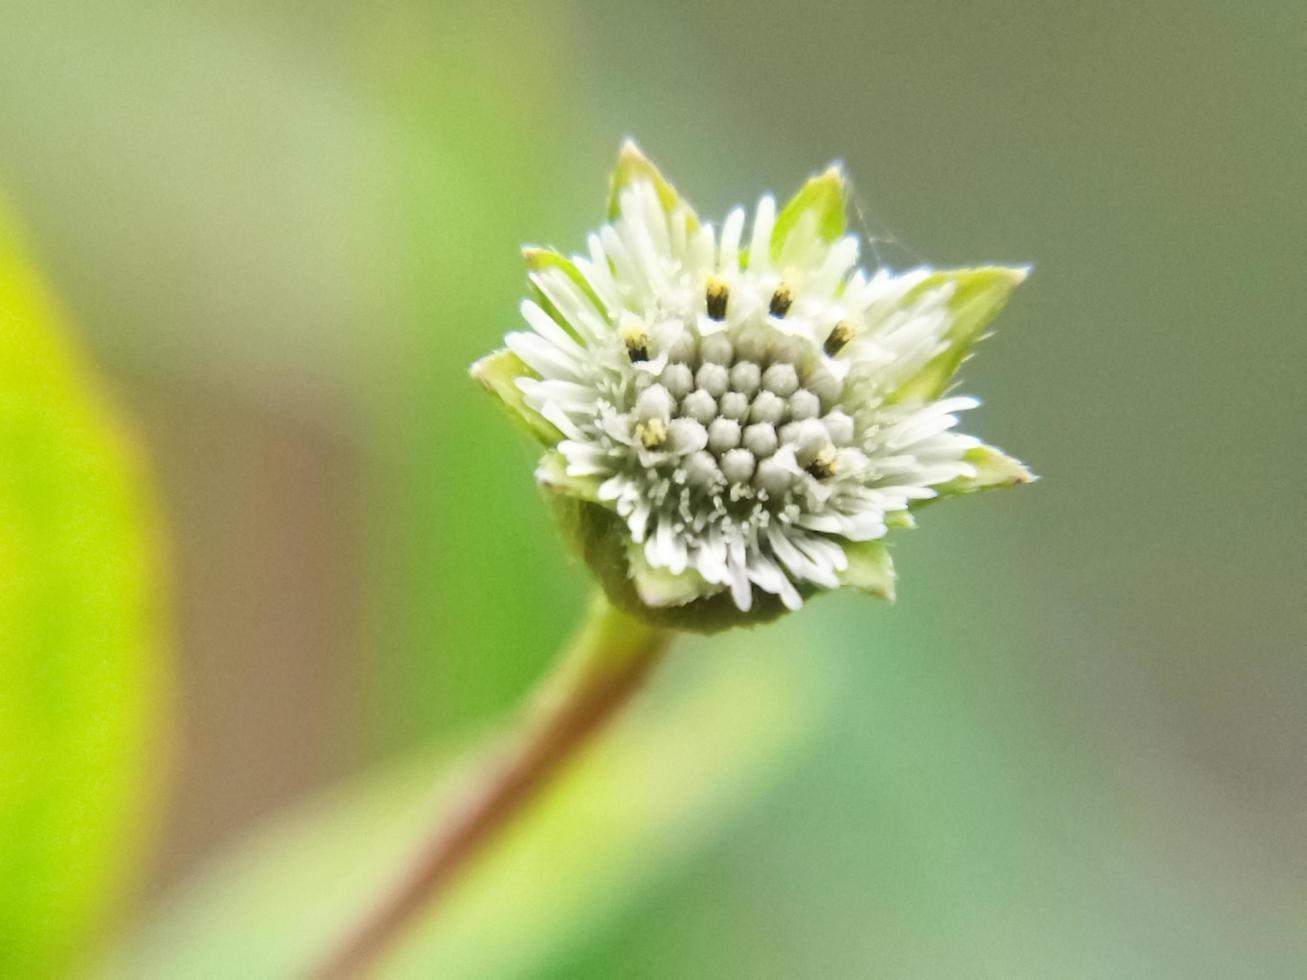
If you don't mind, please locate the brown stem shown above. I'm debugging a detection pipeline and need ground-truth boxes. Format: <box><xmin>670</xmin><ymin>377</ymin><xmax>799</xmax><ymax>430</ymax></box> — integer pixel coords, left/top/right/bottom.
<box><xmin>312</xmin><ymin>594</ymin><xmax>672</xmax><ymax>978</ymax></box>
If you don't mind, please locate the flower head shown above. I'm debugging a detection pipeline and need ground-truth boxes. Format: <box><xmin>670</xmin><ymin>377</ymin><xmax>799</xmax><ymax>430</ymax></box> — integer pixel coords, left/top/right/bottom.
<box><xmin>474</xmin><ymin>142</ymin><xmax>1033</xmax><ymax>631</ymax></box>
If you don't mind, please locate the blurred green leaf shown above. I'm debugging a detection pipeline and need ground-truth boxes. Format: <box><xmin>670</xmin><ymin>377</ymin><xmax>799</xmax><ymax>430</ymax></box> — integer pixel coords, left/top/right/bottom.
<box><xmin>107</xmin><ymin>634</ymin><xmax>823</xmax><ymax>978</ymax></box>
<box><xmin>0</xmin><ymin>195</ymin><xmax>166</xmax><ymax>975</ymax></box>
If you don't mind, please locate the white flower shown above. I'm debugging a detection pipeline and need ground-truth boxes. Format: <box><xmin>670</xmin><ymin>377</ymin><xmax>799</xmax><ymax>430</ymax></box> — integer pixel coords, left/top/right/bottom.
<box><xmin>474</xmin><ymin>142</ymin><xmax>1032</xmax><ymax>628</ymax></box>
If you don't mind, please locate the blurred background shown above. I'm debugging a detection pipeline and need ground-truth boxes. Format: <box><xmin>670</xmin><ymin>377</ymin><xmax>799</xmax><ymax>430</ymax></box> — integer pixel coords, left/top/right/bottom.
<box><xmin>2</xmin><ymin>0</ymin><xmax>1304</xmax><ymax>976</ymax></box>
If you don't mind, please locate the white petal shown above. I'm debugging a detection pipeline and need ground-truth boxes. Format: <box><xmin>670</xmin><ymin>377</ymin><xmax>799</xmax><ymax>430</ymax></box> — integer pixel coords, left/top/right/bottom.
<box><xmin>506</xmin><ymin>331</ymin><xmax>583</xmax><ymax>381</ymax></box>
<box><xmin>747</xmin><ymin>194</ymin><xmax>775</xmax><ymax>274</ymax></box>
<box><xmin>718</xmin><ymin>207</ymin><xmax>745</xmax><ymax>274</ymax></box>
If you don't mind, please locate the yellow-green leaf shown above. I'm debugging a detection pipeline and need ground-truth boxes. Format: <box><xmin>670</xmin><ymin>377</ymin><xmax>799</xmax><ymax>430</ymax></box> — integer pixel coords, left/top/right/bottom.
<box><xmin>0</xmin><ymin>195</ymin><xmax>167</xmax><ymax>976</ymax></box>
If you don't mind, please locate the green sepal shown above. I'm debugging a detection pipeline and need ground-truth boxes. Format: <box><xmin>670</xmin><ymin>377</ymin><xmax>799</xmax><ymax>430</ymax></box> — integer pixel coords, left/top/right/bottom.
<box><xmin>535</xmin><ymin>449</ymin><xmax>601</xmax><ymax>502</ymax></box>
<box><xmin>469</xmin><ymin>348</ymin><xmax>560</xmax><ymax>447</ymax></box>
<box><xmin>607</xmin><ymin>140</ymin><xmax>698</xmax><ymax>229</ymax></box>
<box><xmin>523</xmin><ymin>246</ymin><xmax>609</xmax><ymax>325</ymax></box>
<box><xmin>892</xmin><ymin>266</ymin><xmax>1028</xmax><ymax>402</ymax></box>
<box><xmin>547</xmin><ymin>494</ymin><xmax>795</xmax><ymax>634</ymax></box>
<box><xmin>626</xmin><ymin>544</ymin><xmax>719</xmax><ymax>608</ymax></box>
<box><xmin>838</xmin><ymin>538</ymin><xmax>896</xmax><ymax>601</ymax></box>
<box><xmin>884</xmin><ymin>509</ymin><xmax>917</xmax><ymax>530</ymax></box>
<box><xmin>771</xmin><ymin>165</ymin><xmax>846</xmax><ymax>262</ymax></box>
<box><xmin>929</xmin><ymin>444</ymin><xmax>1034</xmax><ymax>501</ymax></box>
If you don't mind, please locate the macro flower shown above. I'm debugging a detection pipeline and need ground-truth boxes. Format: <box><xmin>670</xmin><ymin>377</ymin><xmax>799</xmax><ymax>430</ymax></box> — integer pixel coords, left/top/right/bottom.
<box><xmin>474</xmin><ymin>142</ymin><xmax>1032</xmax><ymax>630</ymax></box>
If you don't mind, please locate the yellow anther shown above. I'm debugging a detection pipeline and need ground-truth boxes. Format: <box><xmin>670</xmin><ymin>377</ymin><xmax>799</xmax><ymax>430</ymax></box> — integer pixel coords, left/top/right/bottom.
<box><xmin>805</xmin><ymin>446</ymin><xmax>838</xmax><ymax>480</ymax></box>
<box><xmin>636</xmin><ymin>417</ymin><xmax>668</xmax><ymax>449</ymax></box>
<box><xmin>769</xmin><ymin>282</ymin><xmax>794</xmax><ymax>318</ymax></box>
<box><xmin>620</xmin><ymin>320</ymin><xmax>651</xmax><ymax>362</ymax></box>
<box><xmin>705</xmin><ymin>276</ymin><xmax>729</xmax><ymax>321</ymax></box>
<box><xmin>823</xmin><ymin>320</ymin><xmax>855</xmax><ymax>356</ymax></box>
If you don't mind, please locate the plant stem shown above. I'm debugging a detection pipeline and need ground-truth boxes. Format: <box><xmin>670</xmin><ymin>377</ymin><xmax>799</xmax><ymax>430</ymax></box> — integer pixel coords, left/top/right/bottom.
<box><xmin>313</xmin><ymin>592</ymin><xmax>673</xmax><ymax>978</ymax></box>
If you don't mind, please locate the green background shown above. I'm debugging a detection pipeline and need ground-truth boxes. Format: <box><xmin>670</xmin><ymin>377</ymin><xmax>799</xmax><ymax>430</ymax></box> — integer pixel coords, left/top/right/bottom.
<box><xmin>1</xmin><ymin>1</ymin><xmax>1303</xmax><ymax>976</ymax></box>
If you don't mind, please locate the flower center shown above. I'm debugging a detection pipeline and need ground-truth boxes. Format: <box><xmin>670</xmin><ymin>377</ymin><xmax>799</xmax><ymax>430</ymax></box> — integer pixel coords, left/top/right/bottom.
<box><xmin>625</xmin><ymin>323</ymin><xmax>855</xmax><ymax>523</ymax></box>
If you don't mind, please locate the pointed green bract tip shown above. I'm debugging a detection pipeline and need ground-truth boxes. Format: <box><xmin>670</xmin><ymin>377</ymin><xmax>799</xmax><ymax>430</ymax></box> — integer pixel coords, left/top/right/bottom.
<box><xmin>966</xmin><ymin>444</ymin><xmax>1035</xmax><ymax>487</ymax></box>
<box><xmin>955</xmin><ymin>444</ymin><xmax>1035</xmax><ymax>492</ymax></box>
<box><xmin>470</xmin><ymin>348</ymin><xmax>560</xmax><ymax>447</ymax></box>
<box><xmin>520</xmin><ymin>245</ymin><xmax>550</xmax><ymax>266</ymax></box>
<box><xmin>891</xmin><ymin>265</ymin><xmax>1029</xmax><ymax>402</ymax></box>
<box><xmin>771</xmin><ymin>165</ymin><xmax>848</xmax><ymax>261</ymax></box>
<box><xmin>628</xmin><ymin>545</ymin><xmax>718</xmax><ymax>609</ymax></box>
<box><xmin>548</xmin><ymin>494</ymin><xmax>795</xmax><ymax>634</ymax></box>
<box><xmin>917</xmin><ymin>444</ymin><xmax>1035</xmax><ymax>506</ymax></box>
<box><xmin>838</xmin><ymin>539</ymin><xmax>897</xmax><ymax>602</ymax></box>
<box><xmin>522</xmin><ymin>245</ymin><xmax>609</xmax><ymax>320</ymax></box>
<box><xmin>535</xmin><ymin>449</ymin><xmax>602</xmax><ymax>502</ymax></box>
<box><xmin>607</xmin><ymin>140</ymin><xmax>697</xmax><ymax>227</ymax></box>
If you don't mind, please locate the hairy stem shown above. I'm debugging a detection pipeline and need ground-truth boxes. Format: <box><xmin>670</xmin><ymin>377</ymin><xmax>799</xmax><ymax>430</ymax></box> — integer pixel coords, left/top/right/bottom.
<box><xmin>313</xmin><ymin>593</ymin><xmax>673</xmax><ymax>978</ymax></box>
